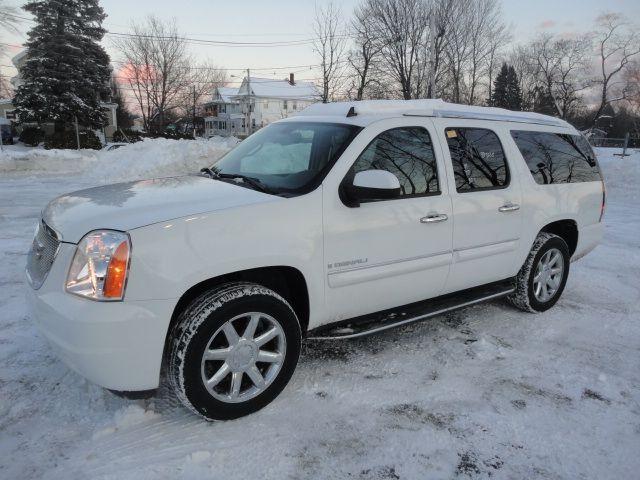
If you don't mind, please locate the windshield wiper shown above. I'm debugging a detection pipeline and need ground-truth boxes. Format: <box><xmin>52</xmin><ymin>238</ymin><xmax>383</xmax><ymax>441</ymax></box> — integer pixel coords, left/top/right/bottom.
<box><xmin>200</xmin><ymin>167</ymin><xmax>274</xmax><ymax>194</ymax></box>
<box><xmin>200</xmin><ymin>167</ymin><xmax>217</xmax><ymax>178</ymax></box>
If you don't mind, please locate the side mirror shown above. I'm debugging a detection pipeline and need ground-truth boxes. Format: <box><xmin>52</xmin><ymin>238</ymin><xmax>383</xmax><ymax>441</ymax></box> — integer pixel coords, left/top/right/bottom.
<box><xmin>345</xmin><ymin>170</ymin><xmax>401</xmax><ymax>205</ymax></box>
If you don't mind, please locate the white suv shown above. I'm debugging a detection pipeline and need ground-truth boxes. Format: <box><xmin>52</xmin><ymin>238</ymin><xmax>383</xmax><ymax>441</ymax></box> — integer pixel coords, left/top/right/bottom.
<box><xmin>26</xmin><ymin>100</ymin><xmax>605</xmax><ymax>420</ymax></box>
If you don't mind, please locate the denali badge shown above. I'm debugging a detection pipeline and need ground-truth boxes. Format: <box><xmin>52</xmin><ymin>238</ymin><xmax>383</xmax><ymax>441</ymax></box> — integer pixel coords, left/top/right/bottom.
<box><xmin>328</xmin><ymin>258</ymin><xmax>368</xmax><ymax>270</ymax></box>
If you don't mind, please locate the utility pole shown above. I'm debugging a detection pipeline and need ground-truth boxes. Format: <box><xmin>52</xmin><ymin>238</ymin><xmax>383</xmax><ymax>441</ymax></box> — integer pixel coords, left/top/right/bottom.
<box><xmin>246</xmin><ymin>68</ymin><xmax>252</xmax><ymax>136</ymax></box>
<box><xmin>74</xmin><ymin>116</ymin><xmax>80</xmax><ymax>150</ymax></box>
<box><xmin>192</xmin><ymin>85</ymin><xmax>197</xmax><ymax>138</ymax></box>
<box><xmin>427</xmin><ymin>9</ymin><xmax>436</xmax><ymax>99</ymax></box>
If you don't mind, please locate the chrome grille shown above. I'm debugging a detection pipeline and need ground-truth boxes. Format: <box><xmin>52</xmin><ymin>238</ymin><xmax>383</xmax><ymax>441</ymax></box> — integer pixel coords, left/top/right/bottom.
<box><xmin>26</xmin><ymin>220</ymin><xmax>60</xmax><ymax>289</ymax></box>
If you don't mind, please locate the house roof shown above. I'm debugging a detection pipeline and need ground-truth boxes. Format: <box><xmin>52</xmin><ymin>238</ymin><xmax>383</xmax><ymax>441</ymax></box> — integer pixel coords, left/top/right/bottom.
<box><xmin>216</xmin><ymin>87</ymin><xmax>239</xmax><ymax>103</ymax></box>
<box><xmin>235</xmin><ymin>77</ymin><xmax>319</xmax><ymax>100</ymax></box>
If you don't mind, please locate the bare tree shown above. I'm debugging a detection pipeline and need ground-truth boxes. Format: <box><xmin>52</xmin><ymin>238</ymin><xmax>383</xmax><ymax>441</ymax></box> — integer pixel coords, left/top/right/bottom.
<box><xmin>441</xmin><ymin>0</ymin><xmax>508</xmax><ymax>105</ymax></box>
<box><xmin>509</xmin><ymin>44</ymin><xmax>540</xmax><ymax>110</ymax></box>
<box><xmin>114</xmin><ymin>16</ymin><xmax>214</xmax><ymax>132</ymax></box>
<box><xmin>176</xmin><ymin>60</ymin><xmax>227</xmax><ymax>119</ymax></box>
<box><xmin>312</xmin><ymin>2</ymin><xmax>346</xmax><ymax>103</ymax></box>
<box><xmin>364</xmin><ymin>0</ymin><xmax>431</xmax><ymax>100</ymax></box>
<box><xmin>426</xmin><ymin>0</ymin><xmax>454</xmax><ymax>99</ymax></box>
<box><xmin>442</xmin><ymin>0</ymin><xmax>472</xmax><ymax>103</ymax></box>
<box><xmin>347</xmin><ymin>2</ymin><xmax>383</xmax><ymax>100</ymax></box>
<box><xmin>591</xmin><ymin>13</ymin><xmax>640</xmax><ymax>125</ymax></box>
<box><xmin>530</xmin><ymin>33</ymin><xmax>592</xmax><ymax>119</ymax></box>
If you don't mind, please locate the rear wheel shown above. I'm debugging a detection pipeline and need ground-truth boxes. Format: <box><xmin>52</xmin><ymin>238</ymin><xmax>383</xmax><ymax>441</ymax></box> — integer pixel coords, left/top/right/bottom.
<box><xmin>508</xmin><ymin>233</ymin><xmax>570</xmax><ymax>313</ymax></box>
<box><xmin>169</xmin><ymin>283</ymin><xmax>301</xmax><ymax>420</ymax></box>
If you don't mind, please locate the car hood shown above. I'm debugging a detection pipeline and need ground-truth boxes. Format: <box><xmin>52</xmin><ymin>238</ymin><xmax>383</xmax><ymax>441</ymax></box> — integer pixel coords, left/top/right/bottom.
<box><xmin>43</xmin><ymin>175</ymin><xmax>278</xmax><ymax>243</ymax></box>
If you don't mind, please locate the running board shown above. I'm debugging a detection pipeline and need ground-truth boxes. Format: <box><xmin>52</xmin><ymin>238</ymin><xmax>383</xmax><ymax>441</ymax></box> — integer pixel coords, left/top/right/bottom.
<box><xmin>307</xmin><ymin>279</ymin><xmax>515</xmax><ymax>340</ymax></box>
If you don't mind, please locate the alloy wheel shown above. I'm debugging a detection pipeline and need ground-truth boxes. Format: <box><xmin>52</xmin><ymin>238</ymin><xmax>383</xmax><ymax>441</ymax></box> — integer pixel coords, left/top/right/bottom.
<box><xmin>200</xmin><ymin>312</ymin><xmax>286</xmax><ymax>403</ymax></box>
<box><xmin>533</xmin><ymin>247</ymin><xmax>564</xmax><ymax>303</ymax></box>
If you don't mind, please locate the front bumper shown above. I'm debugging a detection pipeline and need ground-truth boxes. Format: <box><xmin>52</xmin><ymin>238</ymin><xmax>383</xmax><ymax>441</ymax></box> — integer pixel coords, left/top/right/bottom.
<box><xmin>26</xmin><ymin>243</ymin><xmax>176</xmax><ymax>391</ymax></box>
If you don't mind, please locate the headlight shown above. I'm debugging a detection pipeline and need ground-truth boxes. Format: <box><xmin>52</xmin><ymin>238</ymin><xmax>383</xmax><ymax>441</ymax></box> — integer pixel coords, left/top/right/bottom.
<box><xmin>66</xmin><ymin>230</ymin><xmax>131</xmax><ymax>301</ymax></box>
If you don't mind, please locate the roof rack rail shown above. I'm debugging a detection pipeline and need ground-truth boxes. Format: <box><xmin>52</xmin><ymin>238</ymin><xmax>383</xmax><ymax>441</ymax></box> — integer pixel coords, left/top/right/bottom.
<box><xmin>404</xmin><ymin>109</ymin><xmax>566</xmax><ymax>128</ymax></box>
<box><xmin>295</xmin><ymin>100</ymin><xmax>571</xmax><ymax>129</ymax></box>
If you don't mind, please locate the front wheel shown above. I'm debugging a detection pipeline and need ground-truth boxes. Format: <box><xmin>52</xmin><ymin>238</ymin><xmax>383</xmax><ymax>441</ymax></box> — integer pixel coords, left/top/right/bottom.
<box><xmin>169</xmin><ymin>283</ymin><xmax>301</xmax><ymax>420</ymax></box>
<box><xmin>508</xmin><ymin>232</ymin><xmax>570</xmax><ymax>313</ymax></box>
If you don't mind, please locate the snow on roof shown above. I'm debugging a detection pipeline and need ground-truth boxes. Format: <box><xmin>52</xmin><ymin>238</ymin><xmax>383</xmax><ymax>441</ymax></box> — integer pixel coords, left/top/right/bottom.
<box><xmin>0</xmin><ymin>98</ymin><xmax>13</xmax><ymax>105</ymax></box>
<box><xmin>296</xmin><ymin>99</ymin><xmax>572</xmax><ymax>129</ymax></box>
<box><xmin>236</xmin><ymin>77</ymin><xmax>319</xmax><ymax>100</ymax></box>
<box><xmin>214</xmin><ymin>87</ymin><xmax>239</xmax><ymax>104</ymax></box>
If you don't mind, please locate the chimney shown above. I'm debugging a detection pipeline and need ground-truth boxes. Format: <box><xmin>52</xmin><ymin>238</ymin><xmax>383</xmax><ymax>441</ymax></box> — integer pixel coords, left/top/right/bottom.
<box><xmin>289</xmin><ymin>73</ymin><xmax>295</xmax><ymax>85</ymax></box>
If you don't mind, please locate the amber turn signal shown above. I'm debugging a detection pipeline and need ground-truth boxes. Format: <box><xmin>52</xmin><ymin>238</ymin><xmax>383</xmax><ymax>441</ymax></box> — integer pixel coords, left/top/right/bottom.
<box><xmin>104</xmin><ymin>240</ymin><xmax>130</xmax><ymax>298</ymax></box>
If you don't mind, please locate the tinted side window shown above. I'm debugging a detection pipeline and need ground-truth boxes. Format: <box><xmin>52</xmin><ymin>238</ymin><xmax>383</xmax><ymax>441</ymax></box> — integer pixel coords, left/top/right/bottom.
<box><xmin>511</xmin><ymin>131</ymin><xmax>601</xmax><ymax>184</ymax></box>
<box><xmin>352</xmin><ymin>127</ymin><xmax>439</xmax><ymax>198</ymax></box>
<box><xmin>445</xmin><ymin>128</ymin><xmax>509</xmax><ymax>192</ymax></box>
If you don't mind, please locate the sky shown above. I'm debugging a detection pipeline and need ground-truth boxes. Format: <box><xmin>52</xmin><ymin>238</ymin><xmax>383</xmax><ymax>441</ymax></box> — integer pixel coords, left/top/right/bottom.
<box><xmin>1</xmin><ymin>0</ymin><xmax>640</xmax><ymax>91</ymax></box>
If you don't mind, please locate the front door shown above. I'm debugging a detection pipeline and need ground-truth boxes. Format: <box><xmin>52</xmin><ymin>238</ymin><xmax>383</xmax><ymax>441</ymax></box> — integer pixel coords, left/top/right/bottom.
<box><xmin>322</xmin><ymin>120</ymin><xmax>454</xmax><ymax>323</ymax></box>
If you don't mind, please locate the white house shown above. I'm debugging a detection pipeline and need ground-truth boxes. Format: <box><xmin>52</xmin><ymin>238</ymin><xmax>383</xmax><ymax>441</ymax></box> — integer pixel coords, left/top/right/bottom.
<box><xmin>204</xmin><ymin>74</ymin><xmax>320</xmax><ymax>137</ymax></box>
<box><xmin>203</xmin><ymin>87</ymin><xmax>243</xmax><ymax>137</ymax></box>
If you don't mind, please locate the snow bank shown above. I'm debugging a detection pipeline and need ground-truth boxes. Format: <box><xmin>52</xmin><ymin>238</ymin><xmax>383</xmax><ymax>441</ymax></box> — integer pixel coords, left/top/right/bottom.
<box><xmin>0</xmin><ymin>136</ymin><xmax>239</xmax><ymax>184</ymax></box>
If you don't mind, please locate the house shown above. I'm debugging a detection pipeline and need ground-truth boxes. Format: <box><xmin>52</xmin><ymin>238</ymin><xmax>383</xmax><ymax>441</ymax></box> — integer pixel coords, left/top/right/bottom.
<box><xmin>7</xmin><ymin>49</ymin><xmax>119</xmax><ymax>141</ymax></box>
<box><xmin>204</xmin><ymin>74</ymin><xmax>320</xmax><ymax>137</ymax></box>
<box><xmin>203</xmin><ymin>87</ymin><xmax>243</xmax><ymax>137</ymax></box>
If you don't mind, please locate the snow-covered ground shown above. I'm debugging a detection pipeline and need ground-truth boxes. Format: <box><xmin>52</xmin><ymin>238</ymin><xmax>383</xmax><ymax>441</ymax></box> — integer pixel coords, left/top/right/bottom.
<box><xmin>0</xmin><ymin>141</ymin><xmax>638</xmax><ymax>479</ymax></box>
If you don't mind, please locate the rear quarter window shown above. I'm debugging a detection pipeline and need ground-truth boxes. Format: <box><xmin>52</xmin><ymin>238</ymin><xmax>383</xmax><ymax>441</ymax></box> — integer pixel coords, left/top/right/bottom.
<box><xmin>511</xmin><ymin>131</ymin><xmax>601</xmax><ymax>184</ymax></box>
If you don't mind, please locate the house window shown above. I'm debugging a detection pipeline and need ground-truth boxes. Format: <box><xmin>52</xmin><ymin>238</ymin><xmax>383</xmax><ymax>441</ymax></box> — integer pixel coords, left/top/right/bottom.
<box><xmin>283</xmin><ymin>100</ymin><xmax>288</xmax><ymax>110</ymax></box>
<box><xmin>220</xmin><ymin>104</ymin><xmax>226</xmax><ymax>114</ymax></box>
<box><xmin>292</xmin><ymin>101</ymin><xmax>297</xmax><ymax>110</ymax></box>
<box><xmin>263</xmin><ymin>100</ymin><xmax>269</xmax><ymax>108</ymax></box>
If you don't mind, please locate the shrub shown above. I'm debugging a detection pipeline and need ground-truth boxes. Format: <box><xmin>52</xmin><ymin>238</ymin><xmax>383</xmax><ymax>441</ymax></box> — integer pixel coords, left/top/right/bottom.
<box><xmin>19</xmin><ymin>126</ymin><xmax>45</xmax><ymax>146</ymax></box>
<box><xmin>44</xmin><ymin>130</ymin><xmax>102</xmax><ymax>150</ymax></box>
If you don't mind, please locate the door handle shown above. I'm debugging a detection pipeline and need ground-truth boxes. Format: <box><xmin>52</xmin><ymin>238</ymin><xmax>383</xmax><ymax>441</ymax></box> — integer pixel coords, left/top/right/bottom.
<box><xmin>499</xmin><ymin>203</ymin><xmax>520</xmax><ymax>212</ymax></box>
<box><xmin>420</xmin><ymin>213</ymin><xmax>448</xmax><ymax>223</ymax></box>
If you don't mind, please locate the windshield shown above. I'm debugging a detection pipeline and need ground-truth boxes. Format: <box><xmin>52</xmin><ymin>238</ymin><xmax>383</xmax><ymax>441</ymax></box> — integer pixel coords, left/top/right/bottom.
<box><xmin>210</xmin><ymin>122</ymin><xmax>361</xmax><ymax>195</ymax></box>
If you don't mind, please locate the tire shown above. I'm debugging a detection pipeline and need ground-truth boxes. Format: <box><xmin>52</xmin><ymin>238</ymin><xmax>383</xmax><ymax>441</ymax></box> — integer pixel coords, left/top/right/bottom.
<box><xmin>508</xmin><ymin>232</ymin><xmax>570</xmax><ymax>313</ymax></box>
<box><xmin>169</xmin><ymin>282</ymin><xmax>301</xmax><ymax>420</ymax></box>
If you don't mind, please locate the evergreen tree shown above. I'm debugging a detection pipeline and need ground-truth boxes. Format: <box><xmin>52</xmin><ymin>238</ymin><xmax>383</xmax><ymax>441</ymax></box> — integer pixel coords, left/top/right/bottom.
<box><xmin>505</xmin><ymin>66</ymin><xmax>522</xmax><ymax>111</ymax></box>
<box><xmin>492</xmin><ymin>63</ymin><xmax>509</xmax><ymax>108</ymax></box>
<box><xmin>492</xmin><ymin>63</ymin><xmax>522</xmax><ymax>110</ymax></box>
<box><xmin>14</xmin><ymin>0</ymin><xmax>111</xmax><ymax>131</ymax></box>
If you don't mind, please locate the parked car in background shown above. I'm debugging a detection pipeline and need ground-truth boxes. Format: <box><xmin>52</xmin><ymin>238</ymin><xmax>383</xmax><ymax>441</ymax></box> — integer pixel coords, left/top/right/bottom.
<box><xmin>103</xmin><ymin>142</ymin><xmax>128</xmax><ymax>151</ymax></box>
<box><xmin>26</xmin><ymin>100</ymin><xmax>605</xmax><ymax>420</ymax></box>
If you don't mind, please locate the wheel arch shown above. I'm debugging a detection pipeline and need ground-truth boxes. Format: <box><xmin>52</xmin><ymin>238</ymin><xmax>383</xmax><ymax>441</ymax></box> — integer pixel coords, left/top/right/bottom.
<box><xmin>162</xmin><ymin>265</ymin><xmax>310</xmax><ymax>363</ymax></box>
<box><xmin>539</xmin><ymin>219</ymin><xmax>579</xmax><ymax>256</ymax></box>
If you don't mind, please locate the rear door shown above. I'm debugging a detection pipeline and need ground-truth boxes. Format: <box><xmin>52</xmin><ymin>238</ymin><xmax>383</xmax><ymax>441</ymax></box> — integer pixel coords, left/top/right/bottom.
<box><xmin>434</xmin><ymin>120</ymin><xmax>524</xmax><ymax>293</ymax></box>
